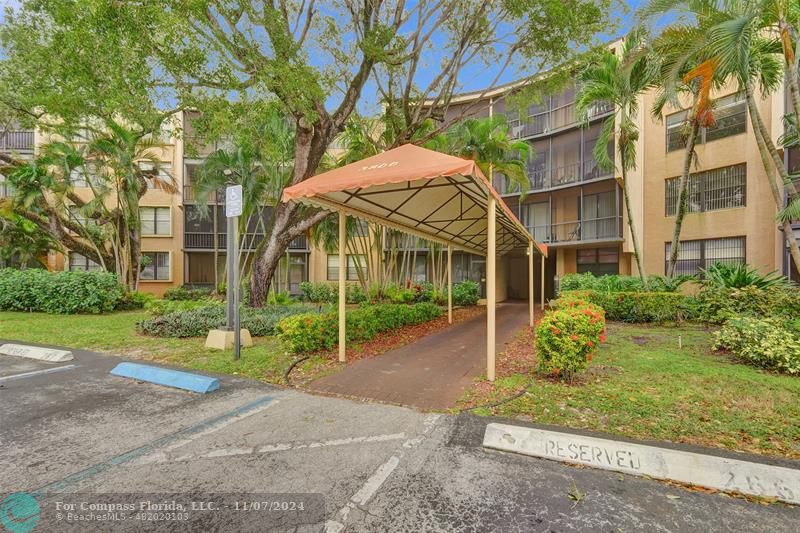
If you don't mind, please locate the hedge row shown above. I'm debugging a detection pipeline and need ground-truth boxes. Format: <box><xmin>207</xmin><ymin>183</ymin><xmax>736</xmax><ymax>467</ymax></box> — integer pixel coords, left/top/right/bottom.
<box><xmin>559</xmin><ymin>290</ymin><xmax>692</xmax><ymax>323</ymax></box>
<box><xmin>559</xmin><ymin>272</ymin><xmax>689</xmax><ymax>293</ymax></box>
<box><xmin>276</xmin><ymin>302</ymin><xmax>443</xmax><ymax>353</ymax></box>
<box><xmin>696</xmin><ymin>286</ymin><xmax>800</xmax><ymax>324</ymax></box>
<box><xmin>137</xmin><ymin>304</ymin><xmax>315</xmax><ymax>337</ymax></box>
<box><xmin>536</xmin><ymin>296</ymin><xmax>606</xmax><ymax>380</ymax></box>
<box><xmin>298</xmin><ymin>280</ymin><xmax>480</xmax><ymax>307</ymax></box>
<box><xmin>0</xmin><ymin>269</ymin><xmax>123</xmax><ymax>314</ymax></box>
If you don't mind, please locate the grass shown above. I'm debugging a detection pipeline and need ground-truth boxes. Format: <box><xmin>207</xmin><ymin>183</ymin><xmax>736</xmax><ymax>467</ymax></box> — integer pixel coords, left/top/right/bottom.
<box><xmin>462</xmin><ymin>322</ymin><xmax>800</xmax><ymax>460</ymax></box>
<box><xmin>0</xmin><ymin>311</ymin><xmax>329</xmax><ymax>385</ymax></box>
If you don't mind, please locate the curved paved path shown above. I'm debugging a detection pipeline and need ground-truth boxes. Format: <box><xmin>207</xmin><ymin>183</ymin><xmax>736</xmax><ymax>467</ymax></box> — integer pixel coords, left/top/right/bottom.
<box><xmin>308</xmin><ymin>301</ymin><xmax>534</xmax><ymax>410</ymax></box>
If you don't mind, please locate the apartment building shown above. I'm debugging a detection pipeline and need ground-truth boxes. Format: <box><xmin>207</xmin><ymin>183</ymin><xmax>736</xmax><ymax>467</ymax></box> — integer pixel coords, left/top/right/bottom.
<box><xmin>441</xmin><ymin>71</ymin><xmax>797</xmax><ymax>296</ymax></box>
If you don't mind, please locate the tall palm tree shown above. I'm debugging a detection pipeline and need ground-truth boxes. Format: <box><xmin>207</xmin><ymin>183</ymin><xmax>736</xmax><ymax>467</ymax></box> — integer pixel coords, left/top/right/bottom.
<box><xmin>576</xmin><ymin>30</ymin><xmax>653</xmax><ymax>286</ymax></box>
<box><xmin>647</xmin><ymin>15</ymin><xmax>725</xmax><ymax>276</ymax></box>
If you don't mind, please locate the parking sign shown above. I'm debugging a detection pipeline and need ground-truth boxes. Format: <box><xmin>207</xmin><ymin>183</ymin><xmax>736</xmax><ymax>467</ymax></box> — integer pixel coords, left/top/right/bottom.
<box><xmin>225</xmin><ymin>185</ymin><xmax>243</xmax><ymax>217</ymax></box>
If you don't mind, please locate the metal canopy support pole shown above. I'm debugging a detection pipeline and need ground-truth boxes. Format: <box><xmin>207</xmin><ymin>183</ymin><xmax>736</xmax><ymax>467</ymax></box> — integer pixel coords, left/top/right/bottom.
<box><xmin>338</xmin><ymin>211</ymin><xmax>347</xmax><ymax>362</ymax></box>
<box><xmin>541</xmin><ymin>254</ymin><xmax>546</xmax><ymax>310</ymax></box>
<box><xmin>447</xmin><ymin>244</ymin><xmax>453</xmax><ymax>324</ymax></box>
<box><xmin>487</xmin><ymin>195</ymin><xmax>496</xmax><ymax>382</ymax></box>
<box><xmin>528</xmin><ymin>242</ymin><xmax>534</xmax><ymax>328</ymax></box>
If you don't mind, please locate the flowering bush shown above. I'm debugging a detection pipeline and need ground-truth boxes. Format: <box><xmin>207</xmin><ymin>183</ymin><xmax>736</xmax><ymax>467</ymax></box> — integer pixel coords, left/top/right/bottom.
<box><xmin>713</xmin><ymin>317</ymin><xmax>800</xmax><ymax>375</ymax></box>
<box><xmin>536</xmin><ymin>298</ymin><xmax>606</xmax><ymax>380</ymax></box>
<box><xmin>276</xmin><ymin>302</ymin><xmax>443</xmax><ymax>353</ymax></box>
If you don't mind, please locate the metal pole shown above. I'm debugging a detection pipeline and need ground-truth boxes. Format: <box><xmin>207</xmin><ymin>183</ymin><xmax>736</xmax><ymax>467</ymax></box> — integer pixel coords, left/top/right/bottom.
<box><xmin>233</xmin><ymin>219</ymin><xmax>241</xmax><ymax>360</ymax></box>
<box><xmin>226</xmin><ymin>216</ymin><xmax>235</xmax><ymax>329</ymax></box>
<box><xmin>541</xmin><ymin>254</ymin><xmax>545</xmax><ymax>310</ymax></box>
<box><xmin>447</xmin><ymin>244</ymin><xmax>453</xmax><ymax>324</ymax></box>
<box><xmin>338</xmin><ymin>211</ymin><xmax>347</xmax><ymax>362</ymax></box>
<box><xmin>487</xmin><ymin>195</ymin><xmax>496</xmax><ymax>382</ymax></box>
<box><xmin>528</xmin><ymin>242</ymin><xmax>534</xmax><ymax>328</ymax></box>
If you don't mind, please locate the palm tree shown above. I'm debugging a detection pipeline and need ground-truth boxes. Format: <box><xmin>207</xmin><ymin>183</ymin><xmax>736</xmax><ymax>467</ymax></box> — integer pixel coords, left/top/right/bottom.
<box><xmin>576</xmin><ymin>30</ymin><xmax>653</xmax><ymax>286</ymax></box>
<box><xmin>192</xmin><ymin>109</ymin><xmax>295</xmax><ymax>288</ymax></box>
<box><xmin>647</xmin><ymin>15</ymin><xmax>725</xmax><ymax>276</ymax></box>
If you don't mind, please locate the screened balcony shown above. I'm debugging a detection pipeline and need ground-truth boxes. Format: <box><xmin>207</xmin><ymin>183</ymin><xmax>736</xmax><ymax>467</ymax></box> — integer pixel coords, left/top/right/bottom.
<box><xmin>519</xmin><ymin>190</ymin><xmax>623</xmax><ymax>246</ymax></box>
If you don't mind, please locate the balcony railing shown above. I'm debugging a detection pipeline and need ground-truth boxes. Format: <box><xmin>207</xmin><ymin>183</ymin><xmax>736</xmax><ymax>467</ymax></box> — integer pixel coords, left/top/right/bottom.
<box><xmin>527</xmin><ymin>215</ymin><xmax>622</xmax><ymax>245</ymax></box>
<box><xmin>183</xmin><ymin>185</ymin><xmax>225</xmax><ymax>204</ymax></box>
<box><xmin>498</xmin><ymin>159</ymin><xmax>613</xmax><ymax>194</ymax></box>
<box><xmin>509</xmin><ymin>101</ymin><xmax>613</xmax><ymax>140</ymax></box>
<box><xmin>0</xmin><ymin>130</ymin><xmax>34</xmax><ymax>152</ymax></box>
<box><xmin>185</xmin><ymin>232</ymin><xmax>308</xmax><ymax>251</ymax></box>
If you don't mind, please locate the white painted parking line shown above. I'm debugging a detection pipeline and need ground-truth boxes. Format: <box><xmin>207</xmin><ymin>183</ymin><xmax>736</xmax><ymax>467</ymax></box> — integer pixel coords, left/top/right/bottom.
<box><xmin>0</xmin><ymin>364</ymin><xmax>78</xmax><ymax>383</ymax></box>
<box><xmin>135</xmin><ymin>432</ymin><xmax>409</xmax><ymax>464</ymax></box>
<box><xmin>325</xmin><ymin>413</ymin><xmax>442</xmax><ymax>533</ymax></box>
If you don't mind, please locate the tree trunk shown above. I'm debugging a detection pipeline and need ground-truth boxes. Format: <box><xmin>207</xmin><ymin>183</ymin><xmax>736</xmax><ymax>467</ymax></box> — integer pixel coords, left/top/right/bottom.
<box><xmin>746</xmin><ymin>87</ymin><xmax>800</xmax><ymax>276</ymax></box>
<box><xmin>667</xmin><ymin>119</ymin><xmax>700</xmax><ymax>277</ymax></box>
<box><xmin>620</xmin><ymin>163</ymin><xmax>647</xmax><ymax>287</ymax></box>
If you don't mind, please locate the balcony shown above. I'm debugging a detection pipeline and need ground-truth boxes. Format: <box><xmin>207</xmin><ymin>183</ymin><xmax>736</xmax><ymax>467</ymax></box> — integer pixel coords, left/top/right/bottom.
<box><xmin>527</xmin><ymin>215</ymin><xmax>622</xmax><ymax>246</ymax></box>
<box><xmin>508</xmin><ymin>101</ymin><xmax>613</xmax><ymax>140</ymax></box>
<box><xmin>498</xmin><ymin>159</ymin><xmax>613</xmax><ymax>195</ymax></box>
<box><xmin>0</xmin><ymin>130</ymin><xmax>34</xmax><ymax>152</ymax></box>
<box><xmin>184</xmin><ymin>232</ymin><xmax>308</xmax><ymax>251</ymax></box>
<box><xmin>183</xmin><ymin>185</ymin><xmax>225</xmax><ymax>204</ymax></box>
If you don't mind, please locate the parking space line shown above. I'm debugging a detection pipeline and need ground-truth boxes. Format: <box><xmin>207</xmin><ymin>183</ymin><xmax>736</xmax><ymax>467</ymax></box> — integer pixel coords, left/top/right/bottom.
<box><xmin>0</xmin><ymin>364</ymin><xmax>79</xmax><ymax>383</ymax></box>
<box><xmin>31</xmin><ymin>395</ymin><xmax>275</xmax><ymax>496</ymax></box>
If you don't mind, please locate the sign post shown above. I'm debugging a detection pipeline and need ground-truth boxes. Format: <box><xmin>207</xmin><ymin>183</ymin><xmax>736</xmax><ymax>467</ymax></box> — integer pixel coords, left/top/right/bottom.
<box><xmin>225</xmin><ymin>185</ymin><xmax>243</xmax><ymax>360</ymax></box>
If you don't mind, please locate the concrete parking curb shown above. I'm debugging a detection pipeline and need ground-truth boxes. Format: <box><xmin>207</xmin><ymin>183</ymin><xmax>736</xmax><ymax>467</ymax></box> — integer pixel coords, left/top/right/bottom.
<box><xmin>110</xmin><ymin>362</ymin><xmax>220</xmax><ymax>393</ymax></box>
<box><xmin>483</xmin><ymin>422</ymin><xmax>800</xmax><ymax>505</ymax></box>
<box><xmin>0</xmin><ymin>343</ymin><xmax>73</xmax><ymax>362</ymax></box>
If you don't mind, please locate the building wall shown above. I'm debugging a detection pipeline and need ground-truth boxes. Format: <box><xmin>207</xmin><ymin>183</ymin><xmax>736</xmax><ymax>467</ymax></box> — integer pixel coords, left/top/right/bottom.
<box><xmin>639</xmin><ymin>84</ymin><xmax>783</xmax><ymax>276</ymax></box>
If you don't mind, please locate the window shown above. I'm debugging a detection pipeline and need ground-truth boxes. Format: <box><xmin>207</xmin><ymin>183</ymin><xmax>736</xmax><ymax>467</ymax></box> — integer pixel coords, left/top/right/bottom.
<box><xmin>352</xmin><ymin>218</ymin><xmax>369</xmax><ymax>237</ymax></box>
<box><xmin>327</xmin><ymin>254</ymin><xmax>365</xmax><ymax>281</ymax></box>
<box><xmin>68</xmin><ymin>206</ymin><xmax>98</xmax><ymax>230</ymax></box>
<box><xmin>520</xmin><ymin>202</ymin><xmax>550</xmax><ymax>242</ymax></box>
<box><xmin>69</xmin><ymin>165</ymin><xmax>98</xmax><ymax>187</ymax></box>
<box><xmin>581</xmin><ymin>191</ymin><xmax>617</xmax><ymax>240</ymax></box>
<box><xmin>577</xmin><ymin>247</ymin><xmax>619</xmax><ymax>275</ymax></box>
<box><xmin>139</xmin><ymin>162</ymin><xmax>173</xmax><ymax>189</ymax></box>
<box><xmin>665</xmin><ymin>237</ymin><xmax>745</xmax><ymax>276</ymax></box>
<box><xmin>0</xmin><ymin>174</ymin><xmax>13</xmax><ymax>198</ymax></box>
<box><xmin>665</xmin><ymin>164</ymin><xmax>746</xmax><ymax>215</ymax></box>
<box><xmin>666</xmin><ymin>93</ymin><xmax>746</xmax><ymax>152</ymax></box>
<box><xmin>140</xmin><ymin>252</ymin><xmax>170</xmax><ymax>280</ymax></box>
<box><xmin>68</xmin><ymin>252</ymin><xmax>101</xmax><ymax>272</ymax></box>
<box><xmin>140</xmin><ymin>207</ymin><xmax>171</xmax><ymax>235</ymax></box>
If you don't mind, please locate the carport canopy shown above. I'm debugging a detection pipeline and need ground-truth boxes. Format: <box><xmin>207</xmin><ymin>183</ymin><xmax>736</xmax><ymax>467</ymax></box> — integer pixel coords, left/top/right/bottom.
<box><xmin>282</xmin><ymin>143</ymin><xmax>548</xmax><ymax>381</ymax></box>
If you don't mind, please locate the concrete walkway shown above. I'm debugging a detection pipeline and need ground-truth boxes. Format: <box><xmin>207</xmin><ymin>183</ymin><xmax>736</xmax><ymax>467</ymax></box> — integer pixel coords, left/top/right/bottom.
<box><xmin>308</xmin><ymin>301</ymin><xmax>533</xmax><ymax>410</ymax></box>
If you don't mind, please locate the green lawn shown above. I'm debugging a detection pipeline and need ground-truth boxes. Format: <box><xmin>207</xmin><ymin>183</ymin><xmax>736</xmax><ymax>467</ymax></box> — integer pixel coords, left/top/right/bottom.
<box><xmin>0</xmin><ymin>311</ymin><xmax>330</xmax><ymax>384</ymax></box>
<box><xmin>463</xmin><ymin>323</ymin><xmax>800</xmax><ymax>460</ymax></box>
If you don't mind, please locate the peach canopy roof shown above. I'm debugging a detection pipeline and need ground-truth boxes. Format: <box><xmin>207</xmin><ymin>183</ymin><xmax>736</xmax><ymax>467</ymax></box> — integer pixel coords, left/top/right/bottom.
<box><xmin>282</xmin><ymin>144</ymin><xmax>547</xmax><ymax>257</ymax></box>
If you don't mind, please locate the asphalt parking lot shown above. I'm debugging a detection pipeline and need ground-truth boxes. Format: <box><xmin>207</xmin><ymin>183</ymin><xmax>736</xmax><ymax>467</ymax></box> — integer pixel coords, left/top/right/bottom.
<box><xmin>1</xmin><ymin>340</ymin><xmax>798</xmax><ymax>532</ymax></box>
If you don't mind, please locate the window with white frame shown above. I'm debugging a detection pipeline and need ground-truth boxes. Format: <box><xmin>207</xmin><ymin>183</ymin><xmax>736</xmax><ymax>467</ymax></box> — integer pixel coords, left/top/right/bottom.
<box><xmin>68</xmin><ymin>252</ymin><xmax>101</xmax><ymax>272</ymax></box>
<box><xmin>327</xmin><ymin>254</ymin><xmax>365</xmax><ymax>281</ymax></box>
<box><xmin>139</xmin><ymin>162</ymin><xmax>173</xmax><ymax>189</ymax></box>
<box><xmin>140</xmin><ymin>251</ymin><xmax>170</xmax><ymax>280</ymax></box>
<box><xmin>140</xmin><ymin>207</ymin><xmax>171</xmax><ymax>235</ymax></box>
<box><xmin>69</xmin><ymin>164</ymin><xmax>100</xmax><ymax>188</ymax></box>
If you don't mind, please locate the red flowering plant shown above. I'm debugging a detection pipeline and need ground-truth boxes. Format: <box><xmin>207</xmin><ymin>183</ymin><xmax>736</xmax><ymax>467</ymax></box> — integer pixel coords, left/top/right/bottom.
<box><xmin>535</xmin><ymin>297</ymin><xmax>606</xmax><ymax>381</ymax></box>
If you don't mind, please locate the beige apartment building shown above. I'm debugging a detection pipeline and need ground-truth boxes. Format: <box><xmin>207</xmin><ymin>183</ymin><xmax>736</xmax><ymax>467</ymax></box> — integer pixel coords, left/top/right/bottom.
<box><xmin>2</xmin><ymin>69</ymin><xmax>799</xmax><ymax>298</ymax></box>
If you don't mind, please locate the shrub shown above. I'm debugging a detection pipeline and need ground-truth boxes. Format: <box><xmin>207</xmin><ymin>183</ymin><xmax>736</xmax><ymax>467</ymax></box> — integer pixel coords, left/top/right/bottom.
<box><xmin>451</xmin><ymin>280</ymin><xmax>480</xmax><ymax>306</ymax></box>
<box><xmin>536</xmin><ymin>298</ymin><xmax>605</xmax><ymax>380</ymax></box>
<box><xmin>164</xmin><ymin>286</ymin><xmax>213</xmax><ymax>301</ymax></box>
<box><xmin>298</xmin><ymin>281</ymin><xmax>367</xmax><ymax>304</ymax></box>
<box><xmin>137</xmin><ymin>304</ymin><xmax>313</xmax><ymax>337</ymax></box>
<box><xmin>115</xmin><ymin>291</ymin><xmax>156</xmax><ymax>310</ymax></box>
<box><xmin>696</xmin><ymin>286</ymin><xmax>800</xmax><ymax>324</ymax></box>
<box><xmin>560</xmin><ymin>289</ymin><xmax>693</xmax><ymax>323</ymax></box>
<box><xmin>0</xmin><ymin>268</ymin><xmax>123</xmax><ymax>314</ymax></box>
<box><xmin>559</xmin><ymin>273</ymin><xmax>690</xmax><ymax>293</ymax></box>
<box><xmin>276</xmin><ymin>302</ymin><xmax>443</xmax><ymax>353</ymax></box>
<box><xmin>144</xmin><ymin>298</ymin><xmax>213</xmax><ymax>317</ymax></box>
<box><xmin>714</xmin><ymin>317</ymin><xmax>800</xmax><ymax>374</ymax></box>
<box><xmin>700</xmin><ymin>262</ymin><xmax>793</xmax><ymax>289</ymax></box>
